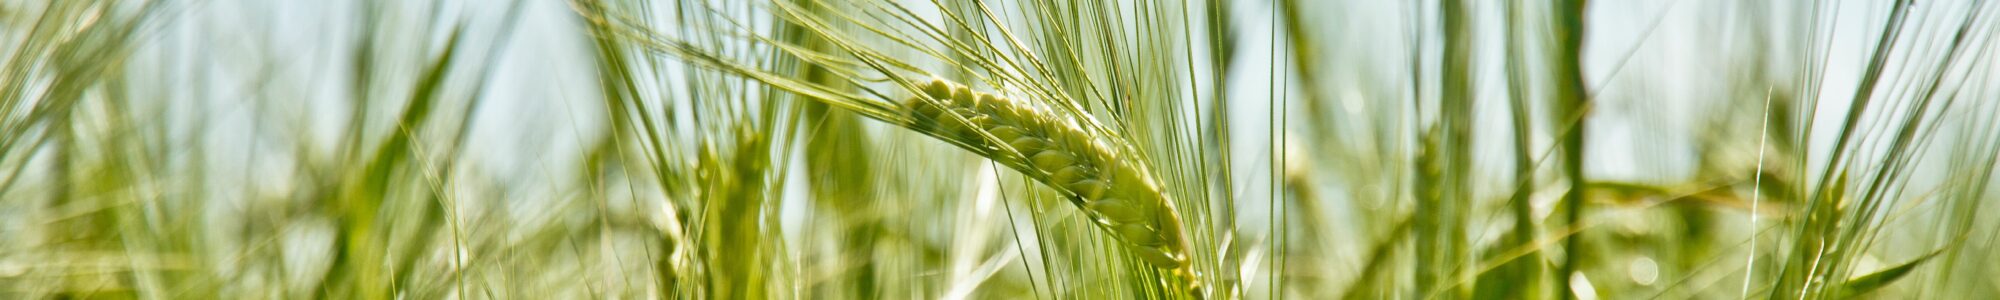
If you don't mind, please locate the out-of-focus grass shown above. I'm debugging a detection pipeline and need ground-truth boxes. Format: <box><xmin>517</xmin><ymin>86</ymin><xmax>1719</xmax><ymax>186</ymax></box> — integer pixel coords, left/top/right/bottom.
<box><xmin>2</xmin><ymin>0</ymin><xmax>1997</xmax><ymax>299</ymax></box>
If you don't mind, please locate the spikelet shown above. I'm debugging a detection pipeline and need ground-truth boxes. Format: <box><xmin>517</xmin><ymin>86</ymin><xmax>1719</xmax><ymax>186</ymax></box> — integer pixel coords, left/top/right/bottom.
<box><xmin>904</xmin><ymin>79</ymin><xmax>1196</xmax><ymax>278</ymax></box>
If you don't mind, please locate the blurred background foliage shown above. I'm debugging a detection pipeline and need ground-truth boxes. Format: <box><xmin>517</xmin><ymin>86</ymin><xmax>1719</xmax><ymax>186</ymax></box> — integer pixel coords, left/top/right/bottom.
<box><xmin>1</xmin><ymin>0</ymin><xmax>1996</xmax><ymax>299</ymax></box>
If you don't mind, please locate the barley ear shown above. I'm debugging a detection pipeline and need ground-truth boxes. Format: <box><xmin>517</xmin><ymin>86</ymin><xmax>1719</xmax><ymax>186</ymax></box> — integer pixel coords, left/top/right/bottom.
<box><xmin>900</xmin><ymin>79</ymin><xmax>1198</xmax><ymax>287</ymax></box>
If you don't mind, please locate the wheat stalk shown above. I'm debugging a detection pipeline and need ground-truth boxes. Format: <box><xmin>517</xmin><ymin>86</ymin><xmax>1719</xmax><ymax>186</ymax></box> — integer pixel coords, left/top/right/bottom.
<box><xmin>904</xmin><ymin>79</ymin><xmax>1197</xmax><ymax>282</ymax></box>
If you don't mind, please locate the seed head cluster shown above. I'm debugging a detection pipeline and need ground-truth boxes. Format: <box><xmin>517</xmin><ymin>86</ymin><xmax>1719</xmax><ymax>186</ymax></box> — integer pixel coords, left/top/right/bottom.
<box><xmin>905</xmin><ymin>79</ymin><xmax>1193</xmax><ymax>271</ymax></box>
